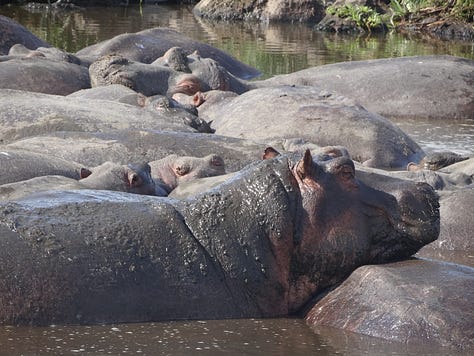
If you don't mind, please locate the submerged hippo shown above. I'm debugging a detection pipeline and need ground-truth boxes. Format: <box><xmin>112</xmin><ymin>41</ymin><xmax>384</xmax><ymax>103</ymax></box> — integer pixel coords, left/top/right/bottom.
<box><xmin>0</xmin><ymin>150</ymin><xmax>438</xmax><ymax>325</ymax></box>
<box><xmin>306</xmin><ymin>259</ymin><xmax>474</xmax><ymax>351</ymax></box>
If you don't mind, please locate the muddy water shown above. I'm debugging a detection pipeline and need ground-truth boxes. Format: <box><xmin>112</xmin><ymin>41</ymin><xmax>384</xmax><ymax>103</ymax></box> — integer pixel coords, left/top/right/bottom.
<box><xmin>0</xmin><ymin>318</ymin><xmax>466</xmax><ymax>355</ymax></box>
<box><xmin>0</xmin><ymin>3</ymin><xmax>473</xmax><ymax>355</ymax></box>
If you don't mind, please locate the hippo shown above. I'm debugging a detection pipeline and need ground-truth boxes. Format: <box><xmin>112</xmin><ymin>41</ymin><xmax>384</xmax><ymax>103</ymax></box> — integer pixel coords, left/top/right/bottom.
<box><xmin>0</xmin><ymin>56</ymin><xmax>90</xmax><ymax>95</ymax></box>
<box><xmin>88</xmin><ymin>50</ymin><xmax>248</xmax><ymax>97</ymax></box>
<box><xmin>0</xmin><ymin>15</ymin><xmax>50</xmax><ymax>55</ymax></box>
<box><xmin>7</xmin><ymin>44</ymin><xmax>84</xmax><ymax>65</ymax></box>
<box><xmin>0</xmin><ymin>161</ymin><xmax>159</xmax><ymax>201</ymax></box>
<box><xmin>407</xmin><ymin>151</ymin><xmax>469</xmax><ymax>171</ymax></box>
<box><xmin>417</xmin><ymin>187</ymin><xmax>474</xmax><ymax>267</ymax></box>
<box><xmin>200</xmin><ymin>85</ymin><xmax>425</xmax><ymax>169</ymax></box>
<box><xmin>149</xmin><ymin>153</ymin><xmax>226</xmax><ymax>194</ymax></box>
<box><xmin>0</xmin><ymin>149</ymin><xmax>438</xmax><ymax>325</ymax></box>
<box><xmin>67</xmin><ymin>85</ymin><xmax>211</xmax><ymax>132</ymax></box>
<box><xmin>5</xmin><ymin>130</ymin><xmax>267</xmax><ymax>172</ymax></box>
<box><xmin>306</xmin><ymin>259</ymin><xmax>474</xmax><ymax>351</ymax></box>
<box><xmin>0</xmin><ymin>148</ymin><xmax>84</xmax><ymax>185</ymax></box>
<box><xmin>254</xmin><ymin>55</ymin><xmax>474</xmax><ymax>121</ymax></box>
<box><xmin>0</xmin><ymin>89</ymin><xmax>197</xmax><ymax>144</ymax></box>
<box><xmin>75</xmin><ymin>27</ymin><xmax>261</xmax><ymax>79</ymax></box>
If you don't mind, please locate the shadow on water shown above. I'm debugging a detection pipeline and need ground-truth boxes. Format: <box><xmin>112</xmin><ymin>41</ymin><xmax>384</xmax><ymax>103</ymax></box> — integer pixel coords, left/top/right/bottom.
<box><xmin>0</xmin><ymin>4</ymin><xmax>473</xmax><ymax>355</ymax></box>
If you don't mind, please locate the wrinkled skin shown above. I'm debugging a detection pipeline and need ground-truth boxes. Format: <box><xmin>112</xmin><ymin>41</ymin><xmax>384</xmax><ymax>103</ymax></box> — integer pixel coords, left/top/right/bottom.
<box><xmin>0</xmin><ymin>15</ymin><xmax>50</xmax><ymax>55</ymax></box>
<box><xmin>149</xmin><ymin>153</ymin><xmax>226</xmax><ymax>194</ymax></box>
<box><xmin>0</xmin><ymin>161</ymin><xmax>158</xmax><ymax>201</ymax></box>
<box><xmin>0</xmin><ymin>150</ymin><xmax>438</xmax><ymax>325</ymax></box>
<box><xmin>202</xmin><ymin>85</ymin><xmax>425</xmax><ymax>169</ymax></box>
<box><xmin>0</xmin><ymin>148</ymin><xmax>83</xmax><ymax>185</ymax></box>
<box><xmin>0</xmin><ymin>56</ymin><xmax>90</xmax><ymax>95</ymax></box>
<box><xmin>89</xmin><ymin>50</ymin><xmax>247</xmax><ymax>97</ymax></box>
<box><xmin>76</xmin><ymin>27</ymin><xmax>261</xmax><ymax>79</ymax></box>
<box><xmin>306</xmin><ymin>259</ymin><xmax>474</xmax><ymax>350</ymax></box>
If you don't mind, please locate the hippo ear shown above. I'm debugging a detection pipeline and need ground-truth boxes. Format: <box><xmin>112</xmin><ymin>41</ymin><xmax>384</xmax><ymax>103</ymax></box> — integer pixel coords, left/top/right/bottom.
<box><xmin>262</xmin><ymin>147</ymin><xmax>280</xmax><ymax>160</ymax></box>
<box><xmin>193</xmin><ymin>92</ymin><xmax>205</xmax><ymax>106</ymax></box>
<box><xmin>127</xmin><ymin>172</ymin><xmax>141</xmax><ymax>187</ymax></box>
<box><xmin>296</xmin><ymin>149</ymin><xmax>313</xmax><ymax>179</ymax></box>
<box><xmin>79</xmin><ymin>167</ymin><xmax>92</xmax><ymax>179</ymax></box>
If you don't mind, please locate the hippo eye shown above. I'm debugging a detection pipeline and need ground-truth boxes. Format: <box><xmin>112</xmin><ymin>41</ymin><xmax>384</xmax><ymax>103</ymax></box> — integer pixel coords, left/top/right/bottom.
<box><xmin>339</xmin><ymin>165</ymin><xmax>355</xmax><ymax>180</ymax></box>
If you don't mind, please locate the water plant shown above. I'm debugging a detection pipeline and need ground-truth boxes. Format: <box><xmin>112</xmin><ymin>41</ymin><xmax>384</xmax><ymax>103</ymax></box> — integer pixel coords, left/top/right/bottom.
<box><xmin>326</xmin><ymin>4</ymin><xmax>385</xmax><ymax>32</ymax></box>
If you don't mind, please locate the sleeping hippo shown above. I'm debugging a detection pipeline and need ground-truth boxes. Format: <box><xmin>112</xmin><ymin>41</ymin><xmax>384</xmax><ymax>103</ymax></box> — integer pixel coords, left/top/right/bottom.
<box><xmin>149</xmin><ymin>153</ymin><xmax>226</xmax><ymax>194</ymax></box>
<box><xmin>0</xmin><ymin>149</ymin><xmax>438</xmax><ymax>325</ymax></box>
<box><xmin>0</xmin><ymin>161</ymin><xmax>158</xmax><ymax>201</ymax></box>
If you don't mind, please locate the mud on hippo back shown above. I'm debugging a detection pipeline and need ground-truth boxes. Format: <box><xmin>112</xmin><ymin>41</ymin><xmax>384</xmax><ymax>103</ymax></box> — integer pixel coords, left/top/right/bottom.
<box><xmin>0</xmin><ymin>150</ymin><xmax>438</xmax><ymax>325</ymax></box>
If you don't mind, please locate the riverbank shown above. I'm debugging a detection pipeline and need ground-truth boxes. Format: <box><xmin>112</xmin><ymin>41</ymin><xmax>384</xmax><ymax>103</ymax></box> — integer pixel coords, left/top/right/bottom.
<box><xmin>315</xmin><ymin>0</ymin><xmax>474</xmax><ymax>40</ymax></box>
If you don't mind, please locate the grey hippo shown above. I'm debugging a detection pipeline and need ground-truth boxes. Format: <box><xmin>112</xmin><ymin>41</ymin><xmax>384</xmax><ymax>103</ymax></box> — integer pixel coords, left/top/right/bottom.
<box><xmin>0</xmin><ymin>150</ymin><xmax>438</xmax><ymax>325</ymax></box>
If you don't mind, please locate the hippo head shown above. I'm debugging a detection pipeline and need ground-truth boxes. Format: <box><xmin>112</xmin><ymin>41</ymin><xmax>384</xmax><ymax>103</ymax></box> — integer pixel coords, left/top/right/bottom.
<box><xmin>79</xmin><ymin>161</ymin><xmax>158</xmax><ymax>196</ymax></box>
<box><xmin>150</xmin><ymin>154</ymin><xmax>225</xmax><ymax>194</ymax></box>
<box><xmin>285</xmin><ymin>150</ymin><xmax>440</xmax><ymax>311</ymax></box>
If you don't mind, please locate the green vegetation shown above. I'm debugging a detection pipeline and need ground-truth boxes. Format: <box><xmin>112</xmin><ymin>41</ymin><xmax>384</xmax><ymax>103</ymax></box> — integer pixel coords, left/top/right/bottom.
<box><xmin>326</xmin><ymin>4</ymin><xmax>385</xmax><ymax>32</ymax></box>
<box><xmin>390</xmin><ymin>0</ymin><xmax>473</xmax><ymax>22</ymax></box>
<box><xmin>327</xmin><ymin>0</ymin><xmax>473</xmax><ymax>32</ymax></box>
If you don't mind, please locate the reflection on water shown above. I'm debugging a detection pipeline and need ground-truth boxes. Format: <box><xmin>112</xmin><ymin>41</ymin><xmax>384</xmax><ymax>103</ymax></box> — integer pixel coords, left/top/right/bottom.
<box><xmin>0</xmin><ymin>318</ymin><xmax>465</xmax><ymax>355</ymax></box>
<box><xmin>0</xmin><ymin>4</ymin><xmax>473</xmax><ymax>355</ymax></box>
<box><xmin>1</xmin><ymin>4</ymin><xmax>473</xmax><ymax>80</ymax></box>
